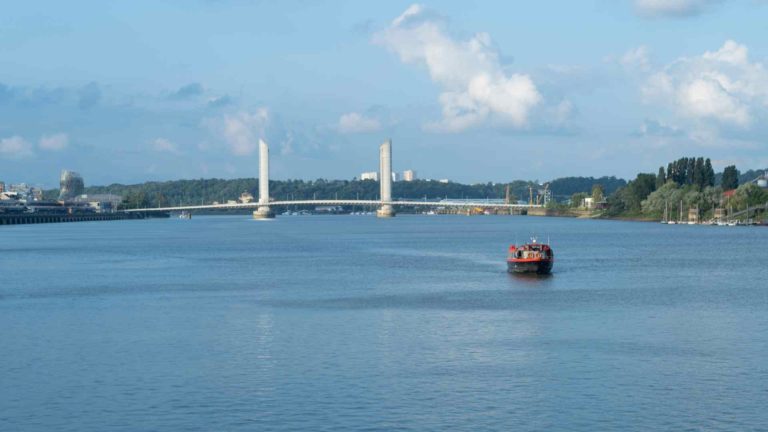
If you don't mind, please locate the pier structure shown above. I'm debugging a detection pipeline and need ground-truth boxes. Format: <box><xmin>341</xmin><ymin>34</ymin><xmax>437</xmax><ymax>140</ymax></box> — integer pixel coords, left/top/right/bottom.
<box><xmin>253</xmin><ymin>139</ymin><xmax>275</xmax><ymax>219</ymax></box>
<box><xmin>377</xmin><ymin>139</ymin><xmax>395</xmax><ymax>218</ymax></box>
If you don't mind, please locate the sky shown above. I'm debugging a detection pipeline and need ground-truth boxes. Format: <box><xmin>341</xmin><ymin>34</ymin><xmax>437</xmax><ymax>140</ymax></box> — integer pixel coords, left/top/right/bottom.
<box><xmin>1</xmin><ymin>0</ymin><xmax>767</xmax><ymax>187</ymax></box>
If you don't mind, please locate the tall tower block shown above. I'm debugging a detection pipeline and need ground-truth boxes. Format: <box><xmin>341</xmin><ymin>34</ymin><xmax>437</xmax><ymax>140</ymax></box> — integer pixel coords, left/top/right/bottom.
<box><xmin>377</xmin><ymin>139</ymin><xmax>395</xmax><ymax>218</ymax></box>
<box><xmin>253</xmin><ymin>139</ymin><xmax>275</xmax><ymax>219</ymax></box>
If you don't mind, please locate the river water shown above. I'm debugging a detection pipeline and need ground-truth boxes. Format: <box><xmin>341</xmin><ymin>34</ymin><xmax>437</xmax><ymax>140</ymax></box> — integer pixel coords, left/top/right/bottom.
<box><xmin>1</xmin><ymin>215</ymin><xmax>767</xmax><ymax>431</ymax></box>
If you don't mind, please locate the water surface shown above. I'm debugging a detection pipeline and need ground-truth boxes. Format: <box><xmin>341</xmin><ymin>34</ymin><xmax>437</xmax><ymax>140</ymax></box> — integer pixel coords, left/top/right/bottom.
<box><xmin>1</xmin><ymin>215</ymin><xmax>766</xmax><ymax>431</ymax></box>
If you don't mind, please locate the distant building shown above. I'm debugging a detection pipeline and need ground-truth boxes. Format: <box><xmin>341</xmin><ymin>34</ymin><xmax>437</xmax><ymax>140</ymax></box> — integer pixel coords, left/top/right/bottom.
<box><xmin>6</xmin><ymin>183</ymin><xmax>41</xmax><ymax>203</ymax></box>
<box><xmin>1</xmin><ymin>191</ymin><xmax>21</xmax><ymax>201</ymax></box>
<box><xmin>582</xmin><ymin>196</ymin><xmax>607</xmax><ymax>210</ymax></box>
<box><xmin>392</xmin><ymin>172</ymin><xmax>398</xmax><ymax>182</ymax></box>
<box><xmin>756</xmin><ymin>172</ymin><xmax>767</xmax><ymax>188</ymax></box>
<box><xmin>438</xmin><ymin>179</ymin><xmax>450</xmax><ymax>184</ymax></box>
<box><xmin>402</xmin><ymin>170</ymin><xmax>417</xmax><ymax>182</ymax></box>
<box><xmin>360</xmin><ymin>171</ymin><xmax>378</xmax><ymax>181</ymax></box>
<box><xmin>0</xmin><ymin>181</ymin><xmax>4</xmax><ymax>193</ymax></box>
<box><xmin>9</xmin><ymin>183</ymin><xmax>30</xmax><ymax>194</ymax></box>
<box><xmin>239</xmin><ymin>191</ymin><xmax>255</xmax><ymax>203</ymax></box>
<box><xmin>73</xmin><ymin>194</ymin><xmax>123</xmax><ymax>213</ymax></box>
<box><xmin>59</xmin><ymin>170</ymin><xmax>85</xmax><ymax>201</ymax></box>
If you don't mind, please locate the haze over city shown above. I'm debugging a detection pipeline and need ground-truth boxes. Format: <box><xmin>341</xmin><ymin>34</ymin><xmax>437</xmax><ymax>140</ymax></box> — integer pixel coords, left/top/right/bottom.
<box><xmin>2</xmin><ymin>0</ymin><xmax>768</xmax><ymax>187</ymax></box>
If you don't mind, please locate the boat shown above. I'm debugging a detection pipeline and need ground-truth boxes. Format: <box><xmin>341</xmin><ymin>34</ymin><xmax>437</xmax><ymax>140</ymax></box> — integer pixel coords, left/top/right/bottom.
<box><xmin>178</xmin><ymin>211</ymin><xmax>191</xmax><ymax>219</ymax></box>
<box><xmin>507</xmin><ymin>237</ymin><xmax>554</xmax><ymax>274</ymax></box>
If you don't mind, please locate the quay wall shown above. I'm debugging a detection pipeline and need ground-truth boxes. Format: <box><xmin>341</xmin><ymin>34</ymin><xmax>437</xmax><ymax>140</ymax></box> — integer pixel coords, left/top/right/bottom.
<box><xmin>0</xmin><ymin>212</ymin><xmax>149</xmax><ymax>226</ymax></box>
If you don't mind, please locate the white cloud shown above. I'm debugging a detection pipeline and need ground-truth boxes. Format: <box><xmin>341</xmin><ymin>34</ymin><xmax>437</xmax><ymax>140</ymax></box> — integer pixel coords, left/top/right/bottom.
<box><xmin>337</xmin><ymin>112</ymin><xmax>381</xmax><ymax>133</ymax></box>
<box><xmin>152</xmin><ymin>137</ymin><xmax>180</xmax><ymax>154</ymax></box>
<box><xmin>213</xmin><ymin>109</ymin><xmax>270</xmax><ymax>156</ymax></box>
<box><xmin>38</xmin><ymin>133</ymin><xmax>69</xmax><ymax>151</ymax></box>
<box><xmin>642</xmin><ymin>40</ymin><xmax>768</xmax><ymax>127</ymax></box>
<box><xmin>374</xmin><ymin>4</ymin><xmax>541</xmax><ymax>132</ymax></box>
<box><xmin>633</xmin><ymin>119</ymin><xmax>684</xmax><ymax>137</ymax></box>
<box><xmin>0</xmin><ymin>136</ymin><xmax>33</xmax><ymax>158</ymax></box>
<box><xmin>633</xmin><ymin>0</ymin><xmax>721</xmax><ymax>18</ymax></box>
<box><xmin>620</xmin><ymin>46</ymin><xmax>650</xmax><ymax>71</ymax></box>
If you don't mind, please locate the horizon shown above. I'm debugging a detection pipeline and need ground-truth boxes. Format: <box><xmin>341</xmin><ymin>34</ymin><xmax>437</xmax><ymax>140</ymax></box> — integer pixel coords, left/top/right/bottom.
<box><xmin>2</xmin><ymin>1</ymin><xmax>768</xmax><ymax>188</ymax></box>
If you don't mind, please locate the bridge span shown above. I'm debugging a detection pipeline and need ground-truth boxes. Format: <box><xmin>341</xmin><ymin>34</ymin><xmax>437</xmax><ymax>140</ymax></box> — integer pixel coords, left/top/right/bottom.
<box><xmin>126</xmin><ymin>199</ymin><xmax>540</xmax><ymax>213</ymax></box>
<box><xmin>126</xmin><ymin>139</ymin><xmax>541</xmax><ymax>217</ymax></box>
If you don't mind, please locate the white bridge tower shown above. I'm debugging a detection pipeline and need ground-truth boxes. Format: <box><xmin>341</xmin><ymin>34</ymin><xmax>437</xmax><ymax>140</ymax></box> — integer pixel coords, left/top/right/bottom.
<box><xmin>253</xmin><ymin>139</ymin><xmax>275</xmax><ymax>219</ymax></box>
<box><xmin>377</xmin><ymin>139</ymin><xmax>395</xmax><ymax>218</ymax></box>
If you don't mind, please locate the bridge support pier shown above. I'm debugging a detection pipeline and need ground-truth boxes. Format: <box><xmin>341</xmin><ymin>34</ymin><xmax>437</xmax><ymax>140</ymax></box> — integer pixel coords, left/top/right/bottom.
<box><xmin>253</xmin><ymin>139</ymin><xmax>275</xmax><ymax>219</ymax></box>
<box><xmin>377</xmin><ymin>139</ymin><xmax>395</xmax><ymax>218</ymax></box>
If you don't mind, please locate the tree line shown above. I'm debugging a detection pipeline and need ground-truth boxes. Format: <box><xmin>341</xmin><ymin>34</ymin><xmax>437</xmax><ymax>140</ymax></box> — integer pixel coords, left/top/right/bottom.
<box><xmin>605</xmin><ymin>157</ymin><xmax>766</xmax><ymax>219</ymax></box>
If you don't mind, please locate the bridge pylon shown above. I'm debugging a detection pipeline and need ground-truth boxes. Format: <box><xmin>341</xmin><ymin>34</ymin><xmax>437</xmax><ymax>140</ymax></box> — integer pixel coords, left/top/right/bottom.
<box><xmin>377</xmin><ymin>139</ymin><xmax>395</xmax><ymax>218</ymax></box>
<box><xmin>253</xmin><ymin>139</ymin><xmax>275</xmax><ymax>219</ymax></box>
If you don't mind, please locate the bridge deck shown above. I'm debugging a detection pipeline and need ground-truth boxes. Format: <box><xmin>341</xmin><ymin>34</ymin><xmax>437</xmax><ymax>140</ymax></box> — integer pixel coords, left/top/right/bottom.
<box><xmin>126</xmin><ymin>200</ymin><xmax>541</xmax><ymax>212</ymax></box>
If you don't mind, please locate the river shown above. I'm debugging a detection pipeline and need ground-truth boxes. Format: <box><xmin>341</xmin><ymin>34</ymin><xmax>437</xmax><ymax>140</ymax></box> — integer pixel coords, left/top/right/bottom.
<box><xmin>1</xmin><ymin>215</ymin><xmax>766</xmax><ymax>431</ymax></box>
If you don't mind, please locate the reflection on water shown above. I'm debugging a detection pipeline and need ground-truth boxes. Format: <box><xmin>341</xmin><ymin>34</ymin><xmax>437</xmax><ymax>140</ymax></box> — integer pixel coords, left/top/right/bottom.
<box><xmin>508</xmin><ymin>272</ymin><xmax>555</xmax><ymax>286</ymax></box>
<box><xmin>1</xmin><ymin>215</ymin><xmax>767</xmax><ymax>431</ymax></box>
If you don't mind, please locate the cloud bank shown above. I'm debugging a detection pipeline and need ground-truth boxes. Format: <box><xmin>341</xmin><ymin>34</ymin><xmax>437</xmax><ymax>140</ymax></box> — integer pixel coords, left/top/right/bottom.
<box><xmin>375</xmin><ymin>4</ymin><xmax>541</xmax><ymax>132</ymax></box>
<box><xmin>170</xmin><ymin>82</ymin><xmax>204</xmax><ymax>100</ymax></box>
<box><xmin>337</xmin><ymin>112</ymin><xmax>381</xmax><ymax>133</ymax></box>
<box><xmin>0</xmin><ymin>136</ymin><xmax>33</xmax><ymax>158</ymax></box>
<box><xmin>217</xmin><ymin>109</ymin><xmax>270</xmax><ymax>156</ymax></box>
<box><xmin>152</xmin><ymin>138</ymin><xmax>180</xmax><ymax>154</ymax></box>
<box><xmin>633</xmin><ymin>0</ymin><xmax>722</xmax><ymax>18</ymax></box>
<box><xmin>642</xmin><ymin>40</ymin><xmax>768</xmax><ymax>128</ymax></box>
<box><xmin>39</xmin><ymin>133</ymin><xmax>69</xmax><ymax>151</ymax></box>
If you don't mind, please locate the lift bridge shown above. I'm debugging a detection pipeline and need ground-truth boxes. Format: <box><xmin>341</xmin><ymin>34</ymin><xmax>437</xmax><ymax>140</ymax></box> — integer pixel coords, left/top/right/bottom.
<box><xmin>126</xmin><ymin>139</ymin><xmax>541</xmax><ymax>218</ymax></box>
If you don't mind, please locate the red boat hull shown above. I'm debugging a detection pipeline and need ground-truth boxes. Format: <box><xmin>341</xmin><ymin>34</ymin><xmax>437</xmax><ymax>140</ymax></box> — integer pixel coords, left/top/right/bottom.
<box><xmin>507</xmin><ymin>258</ymin><xmax>553</xmax><ymax>274</ymax></box>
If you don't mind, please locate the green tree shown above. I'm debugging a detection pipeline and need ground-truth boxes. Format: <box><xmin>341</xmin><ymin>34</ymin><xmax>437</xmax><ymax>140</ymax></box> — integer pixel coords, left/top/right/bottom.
<box><xmin>571</xmin><ymin>192</ymin><xmax>588</xmax><ymax>208</ymax></box>
<box><xmin>693</xmin><ymin>157</ymin><xmax>705</xmax><ymax>188</ymax></box>
<box><xmin>656</xmin><ymin>166</ymin><xmax>666</xmax><ymax>189</ymax></box>
<box><xmin>730</xmin><ymin>183</ymin><xmax>768</xmax><ymax>211</ymax></box>
<box><xmin>704</xmin><ymin>158</ymin><xmax>715</xmax><ymax>187</ymax></box>
<box><xmin>722</xmin><ymin>165</ymin><xmax>739</xmax><ymax>190</ymax></box>
<box><xmin>591</xmin><ymin>184</ymin><xmax>604</xmax><ymax>203</ymax></box>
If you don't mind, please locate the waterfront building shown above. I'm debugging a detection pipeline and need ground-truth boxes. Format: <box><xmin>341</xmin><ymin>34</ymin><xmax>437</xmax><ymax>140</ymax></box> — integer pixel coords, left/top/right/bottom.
<box><xmin>360</xmin><ymin>171</ymin><xmax>378</xmax><ymax>181</ymax></box>
<box><xmin>0</xmin><ymin>181</ymin><xmax>4</xmax><ymax>193</ymax></box>
<box><xmin>59</xmin><ymin>170</ymin><xmax>85</xmax><ymax>201</ymax></box>
<box><xmin>73</xmin><ymin>194</ymin><xmax>123</xmax><ymax>213</ymax></box>
<box><xmin>756</xmin><ymin>172</ymin><xmax>767</xmax><ymax>188</ymax></box>
<box><xmin>402</xmin><ymin>170</ymin><xmax>417</xmax><ymax>182</ymax></box>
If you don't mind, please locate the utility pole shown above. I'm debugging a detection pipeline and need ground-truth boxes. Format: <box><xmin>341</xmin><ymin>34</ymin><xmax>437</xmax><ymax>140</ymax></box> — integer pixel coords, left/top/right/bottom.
<box><xmin>528</xmin><ymin>185</ymin><xmax>533</xmax><ymax>206</ymax></box>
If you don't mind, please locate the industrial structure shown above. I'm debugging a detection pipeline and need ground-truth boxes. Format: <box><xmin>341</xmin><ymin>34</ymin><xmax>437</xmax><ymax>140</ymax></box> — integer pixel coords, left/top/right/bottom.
<box><xmin>59</xmin><ymin>170</ymin><xmax>85</xmax><ymax>201</ymax></box>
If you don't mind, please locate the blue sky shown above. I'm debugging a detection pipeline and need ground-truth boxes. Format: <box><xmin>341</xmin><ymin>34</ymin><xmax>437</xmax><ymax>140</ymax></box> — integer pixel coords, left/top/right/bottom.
<box><xmin>1</xmin><ymin>0</ymin><xmax>767</xmax><ymax>187</ymax></box>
